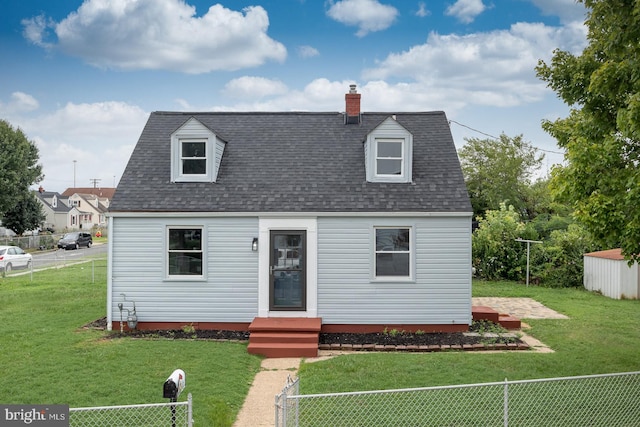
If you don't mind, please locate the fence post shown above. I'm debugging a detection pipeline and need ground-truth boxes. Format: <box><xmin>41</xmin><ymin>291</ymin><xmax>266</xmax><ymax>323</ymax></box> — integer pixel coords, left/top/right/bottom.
<box><xmin>294</xmin><ymin>380</ymin><xmax>300</xmax><ymax>427</ymax></box>
<box><xmin>282</xmin><ymin>391</ymin><xmax>287</xmax><ymax>427</ymax></box>
<box><xmin>503</xmin><ymin>378</ymin><xmax>509</xmax><ymax>427</ymax></box>
<box><xmin>187</xmin><ymin>393</ymin><xmax>193</xmax><ymax>427</ymax></box>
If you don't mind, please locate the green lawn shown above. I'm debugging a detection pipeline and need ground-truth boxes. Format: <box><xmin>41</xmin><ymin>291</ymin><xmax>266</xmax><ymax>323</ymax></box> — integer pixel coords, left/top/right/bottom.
<box><xmin>3</xmin><ymin>262</ymin><xmax>640</xmax><ymax>426</ymax></box>
<box><xmin>0</xmin><ymin>259</ymin><xmax>262</xmax><ymax>427</ymax></box>
<box><xmin>298</xmin><ymin>281</ymin><xmax>640</xmax><ymax>393</ymax></box>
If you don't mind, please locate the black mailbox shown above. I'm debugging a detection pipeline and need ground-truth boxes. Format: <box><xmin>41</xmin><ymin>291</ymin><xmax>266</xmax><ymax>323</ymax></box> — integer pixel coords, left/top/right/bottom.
<box><xmin>163</xmin><ymin>379</ymin><xmax>178</xmax><ymax>399</ymax></box>
<box><xmin>163</xmin><ymin>369</ymin><xmax>185</xmax><ymax>401</ymax></box>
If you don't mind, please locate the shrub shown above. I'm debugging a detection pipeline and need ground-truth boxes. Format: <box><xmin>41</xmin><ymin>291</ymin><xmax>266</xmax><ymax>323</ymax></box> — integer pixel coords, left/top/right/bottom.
<box><xmin>472</xmin><ymin>203</ymin><xmax>539</xmax><ymax>281</ymax></box>
<box><xmin>530</xmin><ymin>224</ymin><xmax>599</xmax><ymax>287</ymax></box>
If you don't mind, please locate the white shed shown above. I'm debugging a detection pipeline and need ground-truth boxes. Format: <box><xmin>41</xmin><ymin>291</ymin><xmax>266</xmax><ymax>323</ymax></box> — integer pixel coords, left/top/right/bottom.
<box><xmin>583</xmin><ymin>249</ymin><xmax>639</xmax><ymax>299</ymax></box>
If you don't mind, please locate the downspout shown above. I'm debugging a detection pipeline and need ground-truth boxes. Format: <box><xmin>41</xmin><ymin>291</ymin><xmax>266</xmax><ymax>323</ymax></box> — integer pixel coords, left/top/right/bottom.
<box><xmin>106</xmin><ymin>215</ymin><xmax>114</xmax><ymax>331</ymax></box>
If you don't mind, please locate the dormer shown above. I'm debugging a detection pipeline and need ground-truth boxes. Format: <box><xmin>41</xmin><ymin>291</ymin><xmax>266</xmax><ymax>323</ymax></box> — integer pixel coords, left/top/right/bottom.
<box><xmin>364</xmin><ymin>116</ymin><xmax>413</xmax><ymax>183</ymax></box>
<box><xmin>171</xmin><ymin>117</ymin><xmax>225</xmax><ymax>183</ymax></box>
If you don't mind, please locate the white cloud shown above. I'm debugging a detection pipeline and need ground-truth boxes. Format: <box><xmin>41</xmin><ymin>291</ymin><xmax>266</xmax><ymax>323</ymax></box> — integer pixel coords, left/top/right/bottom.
<box><xmin>10</xmin><ymin>101</ymin><xmax>149</xmax><ymax>192</ymax></box>
<box><xmin>298</xmin><ymin>45</ymin><xmax>320</xmax><ymax>58</ymax></box>
<box><xmin>362</xmin><ymin>22</ymin><xmax>587</xmax><ymax>108</ymax></box>
<box><xmin>445</xmin><ymin>0</ymin><xmax>487</xmax><ymax>24</ymax></box>
<box><xmin>0</xmin><ymin>92</ymin><xmax>40</xmax><ymax>114</ymax></box>
<box><xmin>416</xmin><ymin>2</ymin><xmax>431</xmax><ymax>18</ymax></box>
<box><xmin>22</xmin><ymin>0</ymin><xmax>287</xmax><ymax>73</ymax></box>
<box><xmin>21</xmin><ymin>14</ymin><xmax>53</xmax><ymax>48</ymax></box>
<box><xmin>326</xmin><ymin>0</ymin><xmax>399</xmax><ymax>37</ymax></box>
<box><xmin>530</xmin><ymin>0</ymin><xmax>587</xmax><ymax>24</ymax></box>
<box><xmin>222</xmin><ymin>77</ymin><xmax>288</xmax><ymax>99</ymax></box>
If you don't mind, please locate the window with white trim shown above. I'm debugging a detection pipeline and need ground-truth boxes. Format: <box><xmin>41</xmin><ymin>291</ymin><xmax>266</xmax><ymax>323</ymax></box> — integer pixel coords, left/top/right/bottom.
<box><xmin>179</xmin><ymin>139</ymin><xmax>207</xmax><ymax>176</ymax></box>
<box><xmin>375</xmin><ymin>139</ymin><xmax>404</xmax><ymax>176</ymax></box>
<box><xmin>374</xmin><ymin>227</ymin><xmax>411</xmax><ymax>278</ymax></box>
<box><xmin>167</xmin><ymin>227</ymin><xmax>203</xmax><ymax>277</ymax></box>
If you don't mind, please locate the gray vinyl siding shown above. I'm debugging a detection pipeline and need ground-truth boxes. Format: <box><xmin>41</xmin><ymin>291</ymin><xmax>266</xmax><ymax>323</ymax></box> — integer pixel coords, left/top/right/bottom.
<box><xmin>213</xmin><ymin>139</ymin><xmax>225</xmax><ymax>181</ymax></box>
<box><xmin>110</xmin><ymin>216</ymin><xmax>258</xmax><ymax>324</ymax></box>
<box><xmin>317</xmin><ymin>216</ymin><xmax>471</xmax><ymax>325</ymax></box>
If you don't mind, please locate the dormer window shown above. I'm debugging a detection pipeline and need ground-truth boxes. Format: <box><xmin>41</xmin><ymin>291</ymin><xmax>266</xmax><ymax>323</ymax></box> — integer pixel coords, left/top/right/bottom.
<box><xmin>180</xmin><ymin>140</ymin><xmax>207</xmax><ymax>175</ymax></box>
<box><xmin>375</xmin><ymin>139</ymin><xmax>404</xmax><ymax>176</ymax></box>
<box><xmin>171</xmin><ymin>118</ymin><xmax>225</xmax><ymax>183</ymax></box>
<box><xmin>365</xmin><ymin>117</ymin><xmax>413</xmax><ymax>183</ymax></box>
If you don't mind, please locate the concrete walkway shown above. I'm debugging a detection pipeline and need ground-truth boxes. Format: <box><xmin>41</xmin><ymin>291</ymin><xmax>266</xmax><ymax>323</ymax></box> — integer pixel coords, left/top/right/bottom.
<box><xmin>233</xmin><ymin>298</ymin><xmax>568</xmax><ymax>427</ymax></box>
<box><xmin>472</xmin><ymin>297</ymin><xmax>569</xmax><ymax>320</ymax></box>
<box><xmin>233</xmin><ymin>358</ymin><xmax>301</xmax><ymax>427</ymax></box>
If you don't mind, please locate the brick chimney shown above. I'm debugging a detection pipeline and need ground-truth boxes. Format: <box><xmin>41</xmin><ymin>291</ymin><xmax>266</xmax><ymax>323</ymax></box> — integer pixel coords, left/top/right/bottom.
<box><xmin>345</xmin><ymin>84</ymin><xmax>361</xmax><ymax>124</ymax></box>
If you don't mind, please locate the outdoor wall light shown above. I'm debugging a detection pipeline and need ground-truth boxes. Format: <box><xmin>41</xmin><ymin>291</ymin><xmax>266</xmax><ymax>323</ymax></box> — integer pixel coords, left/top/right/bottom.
<box><xmin>252</xmin><ymin>237</ymin><xmax>259</xmax><ymax>252</ymax></box>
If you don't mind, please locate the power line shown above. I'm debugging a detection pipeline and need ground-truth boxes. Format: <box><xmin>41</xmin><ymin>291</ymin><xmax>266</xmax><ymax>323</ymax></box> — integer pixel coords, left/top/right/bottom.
<box><xmin>448</xmin><ymin>119</ymin><xmax>565</xmax><ymax>155</ymax></box>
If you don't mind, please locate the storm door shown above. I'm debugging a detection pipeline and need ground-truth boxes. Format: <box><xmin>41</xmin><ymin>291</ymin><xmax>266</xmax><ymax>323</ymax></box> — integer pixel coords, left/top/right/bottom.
<box><xmin>270</xmin><ymin>230</ymin><xmax>306</xmax><ymax>311</ymax></box>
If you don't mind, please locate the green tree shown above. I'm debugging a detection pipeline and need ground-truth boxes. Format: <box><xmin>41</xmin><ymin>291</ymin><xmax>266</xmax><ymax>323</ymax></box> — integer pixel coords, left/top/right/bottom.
<box><xmin>458</xmin><ymin>134</ymin><xmax>544</xmax><ymax>220</ymax></box>
<box><xmin>2</xmin><ymin>193</ymin><xmax>46</xmax><ymax>236</ymax></box>
<box><xmin>472</xmin><ymin>203</ymin><xmax>538</xmax><ymax>281</ymax></box>
<box><xmin>0</xmin><ymin>120</ymin><xmax>43</xmax><ymax>217</ymax></box>
<box><xmin>536</xmin><ymin>0</ymin><xmax>640</xmax><ymax>261</ymax></box>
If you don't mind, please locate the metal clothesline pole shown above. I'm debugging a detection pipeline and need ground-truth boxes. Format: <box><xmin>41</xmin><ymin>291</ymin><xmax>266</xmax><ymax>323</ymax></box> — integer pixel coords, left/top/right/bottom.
<box><xmin>515</xmin><ymin>238</ymin><xmax>543</xmax><ymax>287</ymax></box>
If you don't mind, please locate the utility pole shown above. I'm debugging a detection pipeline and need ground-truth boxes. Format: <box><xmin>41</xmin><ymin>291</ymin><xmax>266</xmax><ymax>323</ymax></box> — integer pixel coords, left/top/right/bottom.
<box><xmin>73</xmin><ymin>160</ymin><xmax>77</xmax><ymax>188</ymax></box>
<box><xmin>515</xmin><ymin>238</ymin><xmax>543</xmax><ymax>287</ymax></box>
<box><xmin>89</xmin><ymin>178</ymin><xmax>101</xmax><ymax>188</ymax></box>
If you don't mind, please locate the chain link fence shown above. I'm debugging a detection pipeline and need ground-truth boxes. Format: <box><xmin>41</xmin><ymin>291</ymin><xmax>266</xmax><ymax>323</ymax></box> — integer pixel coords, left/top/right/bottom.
<box><xmin>277</xmin><ymin>371</ymin><xmax>640</xmax><ymax>426</ymax></box>
<box><xmin>1</xmin><ymin>250</ymin><xmax>107</xmax><ymax>282</ymax></box>
<box><xmin>276</xmin><ymin>376</ymin><xmax>300</xmax><ymax>426</ymax></box>
<box><xmin>70</xmin><ymin>393</ymin><xmax>192</xmax><ymax>427</ymax></box>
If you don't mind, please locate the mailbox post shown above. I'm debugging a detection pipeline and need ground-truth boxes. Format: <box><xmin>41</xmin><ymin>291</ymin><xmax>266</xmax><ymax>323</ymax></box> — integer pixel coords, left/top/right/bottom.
<box><xmin>163</xmin><ymin>369</ymin><xmax>185</xmax><ymax>427</ymax></box>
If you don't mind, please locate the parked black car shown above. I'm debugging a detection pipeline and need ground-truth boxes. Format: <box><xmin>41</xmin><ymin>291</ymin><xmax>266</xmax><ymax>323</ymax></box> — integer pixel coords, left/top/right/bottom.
<box><xmin>57</xmin><ymin>232</ymin><xmax>93</xmax><ymax>250</ymax></box>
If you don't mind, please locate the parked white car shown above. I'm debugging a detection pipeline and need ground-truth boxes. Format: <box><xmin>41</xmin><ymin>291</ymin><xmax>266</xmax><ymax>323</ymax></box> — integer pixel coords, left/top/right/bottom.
<box><xmin>0</xmin><ymin>245</ymin><xmax>32</xmax><ymax>273</ymax></box>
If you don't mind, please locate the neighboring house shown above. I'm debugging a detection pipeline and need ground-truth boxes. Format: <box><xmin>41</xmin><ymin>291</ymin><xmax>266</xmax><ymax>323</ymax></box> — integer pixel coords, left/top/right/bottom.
<box><xmin>107</xmin><ymin>86</ymin><xmax>473</xmax><ymax>355</ymax></box>
<box><xmin>584</xmin><ymin>249</ymin><xmax>639</xmax><ymax>299</ymax></box>
<box><xmin>36</xmin><ymin>187</ymin><xmax>114</xmax><ymax>231</ymax></box>
<box><xmin>61</xmin><ymin>187</ymin><xmax>116</xmax><ymax>201</ymax></box>
<box><xmin>35</xmin><ymin>189</ymin><xmax>72</xmax><ymax>231</ymax></box>
<box><xmin>0</xmin><ymin>223</ymin><xmax>16</xmax><ymax>238</ymax></box>
<box><xmin>66</xmin><ymin>193</ymin><xmax>109</xmax><ymax>228</ymax></box>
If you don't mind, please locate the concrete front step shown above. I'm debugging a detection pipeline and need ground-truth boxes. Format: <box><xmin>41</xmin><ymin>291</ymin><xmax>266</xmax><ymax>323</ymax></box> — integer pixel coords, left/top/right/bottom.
<box><xmin>248</xmin><ymin>317</ymin><xmax>322</xmax><ymax>358</ymax></box>
<box><xmin>249</xmin><ymin>317</ymin><xmax>322</xmax><ymax>332</ymax></box>
<box><xmin>247</xmin><ymin>342</ymin><xmax>319</xmax><ymax>358</ymax></box>
<box><xmin>472</xmin><ymin>306</ymin><xmax>521</xmax><ymax>330</ymax></box>
<box><xmin>472</xmin><ymin>306</ymin><xmax>500</xmax><ymax>323</ymax></box>
<box><xmin>249</xmin><ymin>332</ymin><xmax>319</xmax><ymax>344</ymax></box>
<box><xmin>498</xmin><ymin>314</ymin><xmax>521</xmax><ymax>330</ymax></box>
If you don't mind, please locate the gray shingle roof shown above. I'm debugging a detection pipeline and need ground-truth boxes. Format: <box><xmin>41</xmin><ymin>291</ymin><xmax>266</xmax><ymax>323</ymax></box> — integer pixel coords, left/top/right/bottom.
<box><xmin>110</xmin><ymin>111</ymin><xmax>471</xmax><ymax>213</ymax></box>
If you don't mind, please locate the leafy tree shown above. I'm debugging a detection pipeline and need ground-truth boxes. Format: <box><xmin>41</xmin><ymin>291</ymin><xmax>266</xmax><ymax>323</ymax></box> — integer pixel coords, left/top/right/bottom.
<box><xmin>536</xmin><ymin>0</ymin><xmax>640</xmax><ymax>261</ymax></box>
<box><xmin>2</xmin><ymin>193</ymin><xmax>45</xmax><ymax>235</ymax></box>
<box><xmin>458</xmin><ymin>134</ymin><xmax>544</xmax><ymax>220</ymax></box>
<box><xmin>472</xmin><ymin>203</ymin><xmax>538</xmax><ymax>281</ymax></box>
<box><xmin>0</xmin><ymin>120</ymin><xmax>43</xmax><ymax>217</ymax></box>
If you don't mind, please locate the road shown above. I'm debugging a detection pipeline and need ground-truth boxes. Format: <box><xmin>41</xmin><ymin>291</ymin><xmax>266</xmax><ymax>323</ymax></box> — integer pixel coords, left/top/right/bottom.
<box><xmin>30</xmin><ymin>242</ymin><xmax>107</xmax><ymax>270</ymax></box>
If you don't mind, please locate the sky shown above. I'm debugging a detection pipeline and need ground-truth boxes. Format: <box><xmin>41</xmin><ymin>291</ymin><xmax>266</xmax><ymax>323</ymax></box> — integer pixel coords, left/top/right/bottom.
<box><xmin>1</xmin><ymin>0</ymin><xmax>588</xmax><ymax>193</ymax></box>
